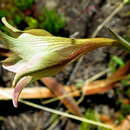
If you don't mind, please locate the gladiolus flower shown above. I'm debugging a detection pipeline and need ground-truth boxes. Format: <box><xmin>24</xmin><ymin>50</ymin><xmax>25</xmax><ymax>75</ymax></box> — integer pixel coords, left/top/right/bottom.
<box><xmin>0</xmin><ymin>17</ymin><xmax>120</xmax><ymax>107</ymax></box>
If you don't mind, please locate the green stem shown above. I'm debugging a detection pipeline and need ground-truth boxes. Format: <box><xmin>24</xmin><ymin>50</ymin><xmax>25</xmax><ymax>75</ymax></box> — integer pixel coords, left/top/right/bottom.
<box><xmin>20</xmin><ymin>100</ymin><xmax>113</xmax><ymax>130</ymax></box>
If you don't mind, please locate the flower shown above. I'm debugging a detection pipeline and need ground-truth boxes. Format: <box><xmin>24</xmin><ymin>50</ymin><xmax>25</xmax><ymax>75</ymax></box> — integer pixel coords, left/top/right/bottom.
<box><xmin>0</xmin><ymin>17</ymin><xmax>118</xmax><ymax>107</ymax></box>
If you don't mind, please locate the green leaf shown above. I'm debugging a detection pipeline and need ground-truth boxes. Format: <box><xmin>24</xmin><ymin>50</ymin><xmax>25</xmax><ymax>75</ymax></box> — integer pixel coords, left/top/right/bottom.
<box><xmin>111</xmin><ymin>56</ymin><xmax>125</xmax><ymax>67</ymax></box>
<box><xmin>105</xmin><ymin>27</ymin><xmax>130</xmax><ymax>51</ymax></box>
<box><xmin>108</xmin><ymin>56</ymin><xmax>125</xmax><ymax>72</ymax></box>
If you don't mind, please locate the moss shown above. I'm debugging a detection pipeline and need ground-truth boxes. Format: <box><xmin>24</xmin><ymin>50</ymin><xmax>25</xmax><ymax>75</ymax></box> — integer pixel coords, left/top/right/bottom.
<box><xmin>80</xmin><ymin>109</ymin><xmax>110</xmax><ymax>130</ymax></box>
<box><xmin>25</xmin><ymin>16</ymin><xmax>38</xmax><ymax>29</ymax></box>
<box><xmin>108</xmin><ymin>56</ymin><xmax>125</xmax><ymax>73</ymax></box>
<box><xmin>14</xmin><ymin>0</ymin><xmax>35</xmax><ymax>10</ymax></box>
<box><xmin>39</xmin><ymin>8</ymin><xmax>66</xmax><ymax>35</ymax></box>
<box><xmin>0</xmin><ymin>10</ymin><xmax>8</xmax><ymax>19</ymax></box>
<box><xmin>121</xmin><ymin>104</ymin><xmax>130</xmax><ymax>116</ymax></box>
<box><xmin>121</xmin><ymin>74</ymin><xmax>130</xmax><ymax>86</ymax></box>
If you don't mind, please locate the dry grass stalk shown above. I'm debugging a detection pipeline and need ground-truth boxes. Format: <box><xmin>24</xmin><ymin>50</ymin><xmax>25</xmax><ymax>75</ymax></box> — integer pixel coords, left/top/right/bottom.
<box><xmin>83</xmin><ymin>61</ymin><xmax>130</xmax><ymax>95</ymax></box>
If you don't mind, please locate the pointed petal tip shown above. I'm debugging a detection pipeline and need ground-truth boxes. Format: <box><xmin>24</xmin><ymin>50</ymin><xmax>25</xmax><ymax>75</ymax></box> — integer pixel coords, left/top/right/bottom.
<box><xmin>1</xmin><ymin>17</ymin><xmax>21</xmax><ymax>32</ymax></box>
<box><xmin>1</xmin><ymin>17</ymin><xmax>6</xmax><ymax>22</ymax></box>
<box><xmin>12</xmin><ymin>76</ymin><xmax>32</xmax><ymax>108</ymax></box>
<box><xmin>12</xmin><ymin>99</ymin><xmax>18</xmax><ymax>108</ymax></box>
<box><xmin>12</xmin><ymin>87</ymin><xmax>19</xmax><ymax>108</ymax></box>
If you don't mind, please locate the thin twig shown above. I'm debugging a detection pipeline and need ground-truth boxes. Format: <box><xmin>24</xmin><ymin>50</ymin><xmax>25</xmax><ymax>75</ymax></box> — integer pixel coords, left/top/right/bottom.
<box><xmin>0</xmin><ymin>90</ymin><xmax>113</xmax><ymax>129</ymax></box>
<box><xmin>0</xmin><ymin>61</ymin><xmax>129</xmax><ymax>103</ymax></box>
<box><xmin>66</xmin><ymin>56</ymin><xmax>84</xmax><ymax>85</ymax></box>
<box><xmin>67</xmin><ymin>2</ymin><xmax>125</xmax><ymax>85</ymax></box>
<box><xmin>77</xmin><ymin>68</ymin><xmax>110</xmax><ymax>104</ymax></box>
<box><xmin>42</xmin><ymin>89</ymin><xmax>80</xmax><ymax>105</ymax></box>
<box><xmin>92</xmin><ymin>2</ymin><xmax>124</xmax><ymax>37</ymax></box>
<box><xmin>85</xmin><ymin>68</ymin><xmax>110</xmax><ymax>84</ymax></box>
<box><xmin>42</xmin><ymin>68</ymin><xmax>109</xmax><ymax>104</ymax></box>
<box><xmin>0</xmin><ymin>86</ymin><xmax>80</xmax><ymax>100</ymax></box>
<box><xmin>20</xmin><ymin>100</ymin><xmax>113</xmax><ymax>129</ymax></box>
<box><xmin>47</xmin><ymin>119</ymin><xmax>59</xmax><ymax>130</ymax></box>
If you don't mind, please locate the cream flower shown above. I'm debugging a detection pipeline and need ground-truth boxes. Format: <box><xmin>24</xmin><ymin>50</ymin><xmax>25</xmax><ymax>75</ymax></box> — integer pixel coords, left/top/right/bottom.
<box><xmin>0</xmin><ymin>17</ymin><xmax>119</xmax><ymax>107</ymax></box>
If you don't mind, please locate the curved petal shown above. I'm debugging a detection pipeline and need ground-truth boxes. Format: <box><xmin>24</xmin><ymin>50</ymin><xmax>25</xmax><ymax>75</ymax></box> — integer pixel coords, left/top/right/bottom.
<box><xmin>2</xmin><ymin>17</ymin><xmax>53</xmax><ymax>36</ymax></box>
<box><xmin>12</xmin><ymin>76</ymin><xmax>32</xmax><ymax>108</ymax></box>
<box><xmin>2</xmin><ymin>53</ymin><xmax>21</xmax><ymax>65</ymax></box>
<box><xmin>1</xmin><ymin>17</ymin><xmax>21</xmax><ymax>32</ymax></box>
<box><xmin>24</xmin><ymin>29</ymin><xmax>53</xmax><ymax>36</ymax></box>
<box><xmin>3</xmin><ymin>59</ymin><xmax>26</xmax><ymax>73</ymax></box>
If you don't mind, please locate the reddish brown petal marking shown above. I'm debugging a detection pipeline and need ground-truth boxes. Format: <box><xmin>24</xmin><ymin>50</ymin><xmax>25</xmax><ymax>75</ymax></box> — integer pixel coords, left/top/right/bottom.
<box><xmin>12</xmin><ymin>76</ymin><xmax>32</xmax><ymax>107</ymax></box>
<box><xmin>50</xmin><ymin>43</ymin><xmax>102</xmax><ymax>67</ymax></box>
